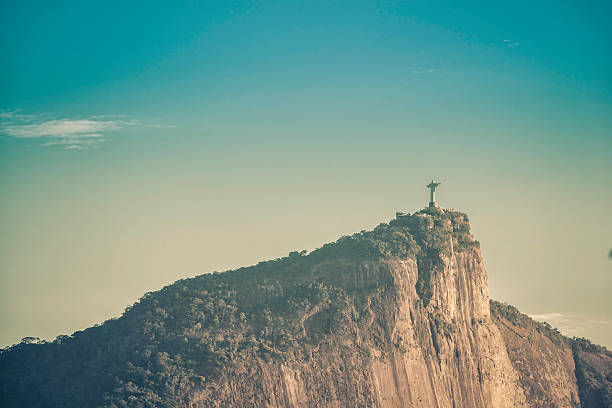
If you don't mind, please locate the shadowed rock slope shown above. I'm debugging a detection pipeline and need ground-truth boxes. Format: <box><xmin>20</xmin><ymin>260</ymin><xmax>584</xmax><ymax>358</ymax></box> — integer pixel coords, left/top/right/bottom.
<box><xmin>1</xmin><ymin>208</ymin><xmax>610</xmax><ymax>407</ymax></box>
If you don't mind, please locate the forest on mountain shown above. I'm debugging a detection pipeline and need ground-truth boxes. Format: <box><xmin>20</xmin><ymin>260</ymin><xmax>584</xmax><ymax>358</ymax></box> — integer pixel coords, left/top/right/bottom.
<box><xmin>1</xmin><ymin>208</ymin><xmax>610</xmax><ymax>408</ymax></box>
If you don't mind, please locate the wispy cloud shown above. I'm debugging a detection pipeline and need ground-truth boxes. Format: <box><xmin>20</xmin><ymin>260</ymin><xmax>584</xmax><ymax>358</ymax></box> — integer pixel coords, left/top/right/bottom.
<box><xmin>0</xmin><ymin>110</ymin><xmax>154</xmax><ymax>149</ymax></box>
<box><xmin>4</xmin><ymin>119</ymin><xmax>121</xmax><ymax>139</ymax></box>
<box><xmin>529</xmin><ymin>312</ymin><xmax>612</xmax><ymax>342</ymax></box>
<box><xmin>41</xmin><ymin>137</ymin><xmax>111</xmax><ymax>149</ymax></box>
<box><xmin>411</xmin><ymin>68</ymin><xmax>443</xmax><ymax>75</ymax></box>
<box><xmin>503</xmin><ymin>39</ymin><xmax>520</xmax><ymax>48</ymax></box>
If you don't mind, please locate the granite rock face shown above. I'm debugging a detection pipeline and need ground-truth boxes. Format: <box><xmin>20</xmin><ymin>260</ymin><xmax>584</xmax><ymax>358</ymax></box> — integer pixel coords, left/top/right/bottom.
<box><xmin>490</xmin><ymin>300</ymin><xmax>612</xmax><ymax>408</ymax></box>
<box><xmin>491</xmin><ymin>300</ymin><xmax>581</xmax><ymax>408</ymax></box>
<box><xmin>1</xmin><ymin>208</ymin><xmax>610</xmax><ymax>407</ymax></box>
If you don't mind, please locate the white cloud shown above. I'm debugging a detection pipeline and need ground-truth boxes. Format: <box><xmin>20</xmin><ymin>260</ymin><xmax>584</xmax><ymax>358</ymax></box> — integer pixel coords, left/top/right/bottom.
<box><xmin>411</xmin><ymin>68</ymin><xmax>441</xmax><ymax>74</ymax></box>
<box><xmin>529</xmin><ymin>313</ymin><xmax>564</xmax><ymax>320</ymax></box>
<box><xmin>4</xmin><ymin>119</ymin><xmax>120</xmax><ymax>139</ymax></box>
<box><xmin>0</xmin><ymin>111</ymin><xmax>149</xmax><ymax>149</ymax></box>
<box><xmin>41</xmin><ymin>137</ymin><xmax>111</xmax><ymax>150</ymax></box>
<box><xmin>503</xmin><ymin>39</ymin><xmax>520</xmax><ymax>48</ymax></box>
<box><xmin>528</xmin><ymin>312</ymin><xmax>612</xmax><ymax>341</ymax></box>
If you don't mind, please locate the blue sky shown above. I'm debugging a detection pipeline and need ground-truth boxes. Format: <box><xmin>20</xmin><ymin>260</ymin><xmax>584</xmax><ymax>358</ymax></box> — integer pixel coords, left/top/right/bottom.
<box><xmin>1</xmin><ymin>1</ymin><xmax>611</xmax><ymax>347</ymax></box>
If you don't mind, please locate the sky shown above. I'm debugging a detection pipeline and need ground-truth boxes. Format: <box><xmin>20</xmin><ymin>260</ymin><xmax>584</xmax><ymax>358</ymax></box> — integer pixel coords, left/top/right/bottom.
<box><xmin>1</xmin><ymin>0</ymin><xmax>611</xmax><ymax>348</ymax></box>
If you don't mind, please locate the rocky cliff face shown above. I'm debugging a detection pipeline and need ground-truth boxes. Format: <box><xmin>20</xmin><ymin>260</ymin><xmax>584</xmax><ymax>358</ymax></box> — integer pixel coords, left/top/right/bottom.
<box><xmin>1</xmin><ymin>208</ymin><xmax>610</xmax><ymax>407</ymax></box>
<box><xmin>490</xmin><ymin>301</ymin><xmax>612</xmax><ymax>408</ymax></box>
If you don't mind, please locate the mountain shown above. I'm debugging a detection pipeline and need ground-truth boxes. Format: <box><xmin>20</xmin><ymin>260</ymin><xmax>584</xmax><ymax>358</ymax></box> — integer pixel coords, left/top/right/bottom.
<box><xmin>1</xmin><ymin>207</ymin><xmax>610</xmax><ymax>407</ymax></box>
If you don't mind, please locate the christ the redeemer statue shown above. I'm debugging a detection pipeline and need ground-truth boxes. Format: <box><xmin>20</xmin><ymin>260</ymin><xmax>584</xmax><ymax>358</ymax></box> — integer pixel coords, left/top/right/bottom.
<box><xmin>427</xmin><ymin>180</ymin><xmax>441</xmax><ymax>207</ymax></box>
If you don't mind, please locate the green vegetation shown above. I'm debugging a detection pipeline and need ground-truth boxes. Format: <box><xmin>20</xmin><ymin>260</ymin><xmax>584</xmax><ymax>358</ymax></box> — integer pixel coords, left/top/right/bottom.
<box><xmin>489</xmin><ymin>300</ymin><xmax>566</xmax><ymax>346</ymax></box>
<box><xmin>0</xmin><ymin>274</ymin><xmax>352</xmax><ymax>407</ymax></box>
<box><xmin>431</xmin><ymin>313</ymin><xmax>457</xmax><ymax>338</ymax></box>
<box><xmin>309</xmin><ymin>223</ymin><xmax>419</xmax><ymax>261</ymax></box>
<box><xmin>571</xmin><ymin>336</ymin><xmax>609</xmax><ymax>354</ymax></box>
<box><xmin>0</xmin><ymin>209</ymin><xmax>483</xmax><ymax>407</ymax></box>
<box><xmin>490</xmin><ymin>300</ymin><xmax>611</xmax><ymax>357</ymax></box>
<box><xmin>391</xmin><ymin>207</ymin><xmax>479</xmax><ymax>304</ymax></box>
<box><xmin>491</xmin><ymin>300</ymin><xmax>611</xmax><ymax>408</ymax></box>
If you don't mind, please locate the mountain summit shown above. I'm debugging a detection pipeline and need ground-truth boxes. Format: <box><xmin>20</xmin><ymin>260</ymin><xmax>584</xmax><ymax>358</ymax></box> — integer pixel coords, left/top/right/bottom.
<box><xmin>1</xmin><ymin>208</ymin><xmax>610</xmax><ymax>407</ymax></box>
